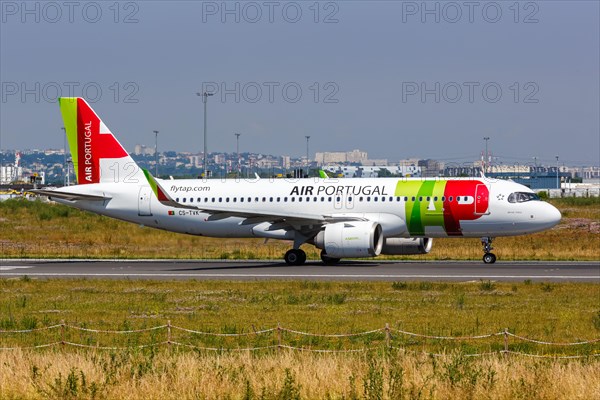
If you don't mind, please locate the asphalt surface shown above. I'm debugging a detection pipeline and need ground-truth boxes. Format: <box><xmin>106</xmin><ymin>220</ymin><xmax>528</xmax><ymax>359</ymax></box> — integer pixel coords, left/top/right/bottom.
<box><xmin>1</xmin><ymin>260</ymin><xmax>599</xmax><ymax>282</ymax></box>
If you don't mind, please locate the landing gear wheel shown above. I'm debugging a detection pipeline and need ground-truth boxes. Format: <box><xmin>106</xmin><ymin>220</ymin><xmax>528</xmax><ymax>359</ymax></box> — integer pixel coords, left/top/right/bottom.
<box><xmin>284</xmin><ymin>249</ymin><xmax>306</xmax><ymax>266</ymax></box>
<box><xmin>483</xmin><ymin>253</ymin><xmax>497</xmax><ymax>264</ymax></box>
<box><xmin>320</xmin><ymin>250</ymin><xmax>341</xmax><ymax>265</ymax></box>
<box><xmin>480</xmin><ymin>237</ymin><xmax>497</xmax><ymax>264</ymax></box>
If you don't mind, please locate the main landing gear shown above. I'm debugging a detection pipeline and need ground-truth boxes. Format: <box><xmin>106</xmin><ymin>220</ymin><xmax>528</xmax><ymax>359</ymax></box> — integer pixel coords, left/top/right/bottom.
<box><xmin>284</xmin><ymin>249</ymin><xmax>306</xmax><ymax>266</ymax></box>
<box><xmin>481</xmin><ymin>237</ymin><xmax>497</xmax><ymax>264</ymax></box>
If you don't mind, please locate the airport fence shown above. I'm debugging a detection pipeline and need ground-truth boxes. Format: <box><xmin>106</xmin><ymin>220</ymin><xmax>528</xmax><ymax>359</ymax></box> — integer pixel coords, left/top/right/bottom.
<box><xmin>1</xmin><ymin>322</ymin><xmax>599</xmax><ymax>359</ymax></box>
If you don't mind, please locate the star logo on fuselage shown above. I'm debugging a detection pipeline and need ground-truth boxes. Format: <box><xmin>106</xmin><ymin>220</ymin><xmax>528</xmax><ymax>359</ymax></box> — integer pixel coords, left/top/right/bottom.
<box><xmin>496</xmin><ymin>194</ymin><xmax>505</xmax><ymax>201</ymax></box>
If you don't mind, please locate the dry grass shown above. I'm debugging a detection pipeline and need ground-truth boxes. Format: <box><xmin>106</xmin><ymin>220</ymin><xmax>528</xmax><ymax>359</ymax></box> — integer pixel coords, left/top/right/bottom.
<box><xmin>0</xmin><ymin>349</ymin><xmax>598</xmax><ymax>399</ymax></box>
<box><xmin>1</xmin><ymin>197</ymin><xmax>598</xmax><ymax>260</ymax></box>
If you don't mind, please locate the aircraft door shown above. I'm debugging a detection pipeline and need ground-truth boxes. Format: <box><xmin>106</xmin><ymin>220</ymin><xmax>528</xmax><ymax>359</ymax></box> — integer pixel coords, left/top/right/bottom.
<box><xmin>474</xmin><ymin>184</ymin><xmax>490</xmax><ymax>215</ymax></box>
<box><xmin>334</xmin><ymin>195</ymin><xmax>343</xmax><ymax>210</ymax></box>
<box><xmin>345</xmin><ymin>194</ymin><xmax>355</xmax><ymax>210</ymax></box>
<box><xmin>138</xmin><ymin>186</ymin><xmax>152</xmax><ymax>216</ymax></box>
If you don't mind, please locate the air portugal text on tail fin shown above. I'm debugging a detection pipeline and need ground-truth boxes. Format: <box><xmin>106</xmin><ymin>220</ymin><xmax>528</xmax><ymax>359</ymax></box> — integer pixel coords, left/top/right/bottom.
<box><xmin>59</xmin><ymin>97</ymin><xmax>143</xmax><ymax>185</ymax></box>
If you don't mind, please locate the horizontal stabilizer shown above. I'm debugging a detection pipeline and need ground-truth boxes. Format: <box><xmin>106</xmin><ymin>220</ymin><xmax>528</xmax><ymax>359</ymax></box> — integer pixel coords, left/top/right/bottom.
<box><xmin>31</xmin><ymin>189</ymin><xmax>110</xmax><ymax>201</ymax></box>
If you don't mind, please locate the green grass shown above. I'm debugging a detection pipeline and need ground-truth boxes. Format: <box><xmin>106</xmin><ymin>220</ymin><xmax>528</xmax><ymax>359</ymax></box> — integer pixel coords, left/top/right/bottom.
<box><xmin>0</xmin><ymin>279</ymin><xmax>598</xmax><ymax>355</ymax></box>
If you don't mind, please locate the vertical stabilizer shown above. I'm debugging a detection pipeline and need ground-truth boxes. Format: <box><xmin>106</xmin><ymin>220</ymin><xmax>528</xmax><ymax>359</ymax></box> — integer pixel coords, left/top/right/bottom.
<box><xmin>59</xmin><ymin>97</ymin><xmax>144</xmax><ymax>185</ymax></box>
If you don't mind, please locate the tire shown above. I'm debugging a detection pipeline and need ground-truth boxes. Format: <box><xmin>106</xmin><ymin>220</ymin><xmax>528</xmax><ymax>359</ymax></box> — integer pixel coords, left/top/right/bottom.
<box><xmin>284</xmin><ymin>249</ymin><xmax>306</xmax><ymax>266</ymax></box>
<box><xmin>483</xmin><ymin>253</ymin><xmax>497</xmax><ymax>264</ymax></box>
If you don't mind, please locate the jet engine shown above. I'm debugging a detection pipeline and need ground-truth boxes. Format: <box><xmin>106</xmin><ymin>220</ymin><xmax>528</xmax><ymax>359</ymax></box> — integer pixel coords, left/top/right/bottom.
<box><xmin>381</xmin><ymin>237</ymin><xmax>433</xmax><ymax>255</ymax></box>
<box><xmin>314</xmin><ymin>221</ymin><xmax>383</xmax><ymax>258</ymax></box>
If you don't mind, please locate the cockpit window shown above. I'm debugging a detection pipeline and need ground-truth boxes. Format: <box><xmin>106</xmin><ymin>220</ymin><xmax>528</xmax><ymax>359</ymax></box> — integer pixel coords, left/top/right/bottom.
<box><xmin>508</xmin><ymin>192</ymin><xmax>540</xmax><ymax>203</ymax></box>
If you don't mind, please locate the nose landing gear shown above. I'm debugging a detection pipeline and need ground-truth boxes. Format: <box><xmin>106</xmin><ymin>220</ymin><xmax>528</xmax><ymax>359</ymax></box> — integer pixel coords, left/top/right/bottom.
<box><xmin>481</xmin><ymin>237</ymin><xmax>497</xmax><ymax>264</ymax></box>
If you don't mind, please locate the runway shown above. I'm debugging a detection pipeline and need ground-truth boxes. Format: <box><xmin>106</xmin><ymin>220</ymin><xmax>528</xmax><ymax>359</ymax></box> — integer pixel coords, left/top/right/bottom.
<box><xmin>1</xmin><ymin>260</ymin><xmax>598</xmax><ymax>282</ymax></box>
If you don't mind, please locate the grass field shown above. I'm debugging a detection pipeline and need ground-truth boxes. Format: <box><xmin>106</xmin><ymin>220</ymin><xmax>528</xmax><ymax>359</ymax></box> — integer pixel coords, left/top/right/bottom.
<box><xmin>0</xmin><ymin>197</ymin><xmax>599</xmax><ymax>260</ymax></box>
<box><xmin>0</xmin><ymin>279</ymin><xmax>599</xmax><ymax>398</ymax></box>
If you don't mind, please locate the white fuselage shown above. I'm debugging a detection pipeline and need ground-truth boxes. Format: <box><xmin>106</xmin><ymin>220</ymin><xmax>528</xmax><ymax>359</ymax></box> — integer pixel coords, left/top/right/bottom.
<box><xmin>54</xmin><ymin>176</ymin><xmax>561</xmax><ymax>240</ymax></box>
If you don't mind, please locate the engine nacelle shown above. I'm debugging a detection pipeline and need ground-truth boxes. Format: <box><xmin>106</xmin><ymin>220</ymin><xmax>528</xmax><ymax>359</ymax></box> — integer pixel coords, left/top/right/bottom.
<box><xmin>314</xmin><ymin>221</ymin><xmax>383</xmax><ymax>258</ymax></box>
<box><xmin>381</xmin><ymin>237</ymin><xmax>433</xmax><ymax>255</ymax></box>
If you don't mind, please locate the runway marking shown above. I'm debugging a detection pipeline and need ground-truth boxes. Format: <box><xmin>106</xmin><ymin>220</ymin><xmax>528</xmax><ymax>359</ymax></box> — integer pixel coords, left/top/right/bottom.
<box><xmin>0</xmin><ymin>266</ymin><xmax>33</xmax><ymax>271</ymax></box>
<box><xmin>0</xmin><ymin>272</ymin><xmax>597</xmax><ymax>280</ymax></box>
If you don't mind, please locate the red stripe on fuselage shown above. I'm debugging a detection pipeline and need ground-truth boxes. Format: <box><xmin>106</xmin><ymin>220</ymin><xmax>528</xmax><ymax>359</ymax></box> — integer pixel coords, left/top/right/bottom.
<box><xmin>443</xmin><ymin>180</ymin><xmax>489</xmax><ymax>235</ymax></box>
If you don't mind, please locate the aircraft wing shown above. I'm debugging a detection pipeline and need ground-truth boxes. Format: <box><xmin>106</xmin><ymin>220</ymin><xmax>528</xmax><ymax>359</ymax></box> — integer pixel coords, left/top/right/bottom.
<box><xmin>143</xmin><ymin>169</ymin><xmax>366</xmax><ymax>224</ymax></box>
<box><xmin>31</xmin><ymin>189</ymin><xmax>111</xmax><ymax>201</ymax></box>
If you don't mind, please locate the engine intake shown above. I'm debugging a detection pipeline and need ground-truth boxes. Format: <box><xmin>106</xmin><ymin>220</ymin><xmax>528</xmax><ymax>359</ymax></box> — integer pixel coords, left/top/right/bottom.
<box><xmin>314</xmin><ymin>221</ymin><xmax>383</xmax><ymax>258</ymax></box>
<box><xmin>381</xmin><ymin>237</ymin><xmax>433</xmax><ymax>255</ymax></box>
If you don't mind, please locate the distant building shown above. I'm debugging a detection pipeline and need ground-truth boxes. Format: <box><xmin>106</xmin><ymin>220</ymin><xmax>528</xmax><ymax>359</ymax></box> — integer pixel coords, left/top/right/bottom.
<box><xmin>315</xmin><ymin>149</ymin><xmax>368</xmax><ymax>165</ymax></box>
<box><xmin>322</xmin><ymin>165</ymin><xmax>421</xmax><ymax>178</ymax></box>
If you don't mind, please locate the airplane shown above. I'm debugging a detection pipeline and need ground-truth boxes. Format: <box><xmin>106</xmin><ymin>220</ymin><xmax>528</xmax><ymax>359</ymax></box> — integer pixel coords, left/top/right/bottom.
<box><xmin>33</xmin><ymin>97</ymin><xmax>562</xmax><ymax>265</ymax></box>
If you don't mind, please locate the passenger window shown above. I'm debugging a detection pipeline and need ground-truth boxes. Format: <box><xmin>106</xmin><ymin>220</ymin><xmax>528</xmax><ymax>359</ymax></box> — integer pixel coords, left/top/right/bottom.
<box><xmin>348</xmin><ymin>197</ymin><xmax>352</xmax><ymax>202</ymax></box>
<box><xmin>419</xmin><ymin>197</ymin><xmax>423</xmax><ymax>202</ymax></box>
<box><xmin>404</xmin><ymin>196</ymin><xmax>408</xmax><ymax>201</ymax></box>
<box><xmin>226</xmin><ymin>198</ymin><xmax>230</xmax><ymax>202</ymax></box>
<box><xmin>182</xmin><ymin>198</ymin><xmax>186</xmax><ymax>203</ymax></box>
<box><xmin>176</xmin><ymin>198</ymin><xmax>180</xmax><ymax>202</ymax></box>
<box><xmin>313</xmin><ymin>197</ymin><xmax>317</xmax><ymax>202</ymax></box>
<box><xmin>359</xmin><ymin>197</ymin><xmax>364</xmax><ymax>202</ymax></box>
<box><xmin>381</xmin><ymin>197</ymin><xmax>386</xmax><ymax>202</ymax></box>
<box><xmin>449</xmin><ymin>196</ymin><xmax>453</xmax><ymax>202</ymax></box>
<box><xmin>277</xmin><ymin>197</ymin><xmax>280</xmax><ymax>202</ymax></box>
<box><xmin>233</xmin><ymin>198</ymin><xmax>237</xmax><ymax>202</ymax></box>
<box><xmin>367</xmin><ymin>197</ymin><xmax>371</xmax><ymax>202</ymax></box>
<box><xmin>262</xmin><ymin>197</ymin><xmax>266</xmax><ymax>202</ymax></box>
<box><xmin>411</xmin><ymin>197</ymin><xmax>416</xmax><ymax>202</ymax></box>
<box><xmin>269</xmin><ymin>197</ymin><xmax>273</xmax><ymax>202</ymax></box>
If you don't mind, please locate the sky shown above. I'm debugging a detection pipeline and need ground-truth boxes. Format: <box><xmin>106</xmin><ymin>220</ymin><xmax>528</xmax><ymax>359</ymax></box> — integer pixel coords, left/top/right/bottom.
<box><xmin>1</xmin><ymin>1</ymin><xmax>599</xmax><ymax>166</ymax></box>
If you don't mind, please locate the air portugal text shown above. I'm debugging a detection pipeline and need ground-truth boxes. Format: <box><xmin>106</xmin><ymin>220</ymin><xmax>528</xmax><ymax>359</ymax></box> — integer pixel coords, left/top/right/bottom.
<box><xmin>290</xmin><ymin>185</ymin><xmax>389</xmax><ymax>196</ymax></box>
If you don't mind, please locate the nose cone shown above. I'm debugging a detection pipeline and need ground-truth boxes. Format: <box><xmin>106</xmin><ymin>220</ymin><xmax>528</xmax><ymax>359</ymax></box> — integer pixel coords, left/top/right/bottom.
<box><xmin>541</xmin><ymin>202</ymin><xmax>562</xmax><ymax>229</ymax></box>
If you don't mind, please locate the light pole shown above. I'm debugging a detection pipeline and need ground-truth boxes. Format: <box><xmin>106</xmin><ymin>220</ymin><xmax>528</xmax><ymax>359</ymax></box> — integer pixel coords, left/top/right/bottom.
<box><xmin>556</xmin><ymin>155</ymin><xmax>559</xmax><ymax>190</ymax></box>
<box><xmin>61</xmin><ymin>127</ymin><xmax>66</xmax><ymax>186</ymax></box>
<box><xmin>153</xmin><ymin>130</ymin><xmax>159</xmax><ymax>176</ymax></box>
<box><xmin>305</xmin><ymin>135</ymin><xmax>311</xmax><ymax>177</ymax></box>
<box><xmin>197</xmin><ymin>91</ymin><xmax>214</xmax><ymax>178</ymax></box>
<box><xmin>234</xmin><ymin>133</ymin><xmax>241</xmax><ymax>176</ymax></box>
<box><xmin>483</xmin><ymin>137</ymin><xmax>490</xmax><ymax>174</ymax></box>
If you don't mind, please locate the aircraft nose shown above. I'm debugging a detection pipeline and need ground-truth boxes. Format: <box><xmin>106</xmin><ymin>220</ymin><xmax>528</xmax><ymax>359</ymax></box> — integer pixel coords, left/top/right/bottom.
<box><xmin>541</xmin><ymin>202</ymin><xmax>562</xmax><ymax>229</ymax></box>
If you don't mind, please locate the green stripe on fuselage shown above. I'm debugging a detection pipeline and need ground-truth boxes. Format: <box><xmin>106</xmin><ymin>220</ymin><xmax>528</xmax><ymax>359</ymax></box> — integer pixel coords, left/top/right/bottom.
<box><xmin>395</xmin><ymin>180</ymin><xmax>447</xmax><ymax>236</ymax></box>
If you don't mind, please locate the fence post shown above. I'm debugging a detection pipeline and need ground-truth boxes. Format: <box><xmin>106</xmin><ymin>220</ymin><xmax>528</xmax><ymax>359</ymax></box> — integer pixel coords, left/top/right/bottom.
<box><xmin>60</xmin><ymin>320</ymin><xmax>65</xmax><ymax>349</ymax></box>
<box><xmin>167</xmin><ymin>320</ymin><xmax>172</xmax><ymax>349</ymax></box>
<box><xmin>503</xmin><ymin>328</ymin><xmax>509</xmax><ymax>356</ymax></box>
<box><xmin>385</xmin><ymin>323</ymin><xmax>391</xmax><ymax>349</ymax></box>
<box><xmin>277</xmin><ymin>322</ymin><xmax>282</xmax><ymax>352</ymax></box>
